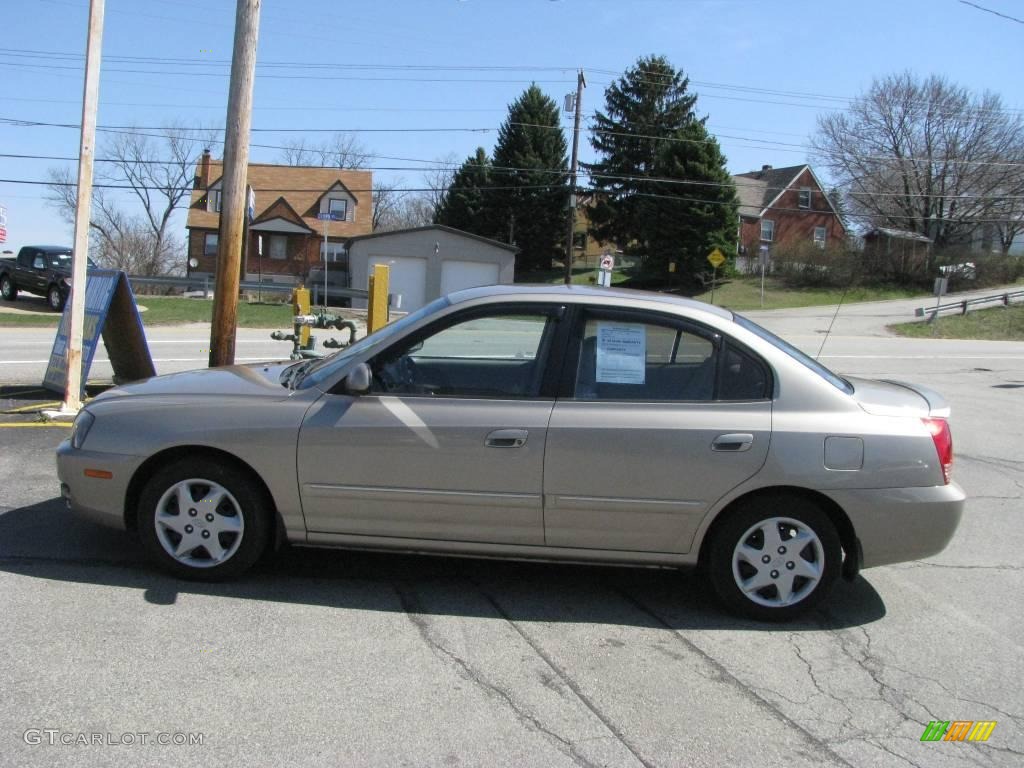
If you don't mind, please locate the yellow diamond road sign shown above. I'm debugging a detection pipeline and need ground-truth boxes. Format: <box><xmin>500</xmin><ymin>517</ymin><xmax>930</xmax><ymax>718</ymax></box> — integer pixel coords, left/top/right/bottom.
<box><xmin>707</xmin><ymin>248</ymin><xmax>726</xmax><ymax>268</ymax></box>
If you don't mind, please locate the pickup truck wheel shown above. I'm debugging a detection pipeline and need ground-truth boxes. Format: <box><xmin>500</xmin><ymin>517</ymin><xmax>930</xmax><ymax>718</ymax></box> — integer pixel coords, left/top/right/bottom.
<box><xmin>0</xmin><ymin>275</ymin><xmax>16</xmax><ymax>301</ymax></box>
<box><xmin>47</xmin><ymin>284</ymin><xmax>66</xmax><ymax>312</ymax></box>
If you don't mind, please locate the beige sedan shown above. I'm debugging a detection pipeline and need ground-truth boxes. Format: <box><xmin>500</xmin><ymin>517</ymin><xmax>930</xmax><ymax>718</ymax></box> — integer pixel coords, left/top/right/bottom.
<box><xmin>57</xmin><ymin>285</ymin><xmax>964</xmax><ymax>620</ymax></box>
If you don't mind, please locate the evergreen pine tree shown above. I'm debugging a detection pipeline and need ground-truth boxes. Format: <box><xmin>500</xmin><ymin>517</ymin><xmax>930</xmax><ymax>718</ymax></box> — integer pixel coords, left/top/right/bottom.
<box><xmin>490</xmin><ymin>84</ymin><xmax>568</xmax><ymax>273</ymax></box>
<box><xmin>586</xmin><ymin>55</ymin><xmax>737</xmax><ymax>281</ymax></box>
<box><xmin>434</xmin><ymin>147</ymin><xmax>494</xmax><ymax>235</ymax></box>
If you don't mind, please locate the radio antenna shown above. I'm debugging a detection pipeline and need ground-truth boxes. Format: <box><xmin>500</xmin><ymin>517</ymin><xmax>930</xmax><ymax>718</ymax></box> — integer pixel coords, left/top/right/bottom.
<box><xmin>816</xmin><ymin>284</ymin><xmax>851</xmax><ymax>360</ymax></box>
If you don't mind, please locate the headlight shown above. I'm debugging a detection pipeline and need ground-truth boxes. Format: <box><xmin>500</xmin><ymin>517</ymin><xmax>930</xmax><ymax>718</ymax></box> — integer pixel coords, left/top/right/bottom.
<box><xmin>70</xmin><ymin>409</ymin><xmax>95</xmax><ymax>449</ymax></box>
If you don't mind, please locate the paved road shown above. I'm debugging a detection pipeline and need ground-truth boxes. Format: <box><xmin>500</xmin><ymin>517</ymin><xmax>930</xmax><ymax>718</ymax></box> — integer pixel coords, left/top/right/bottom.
<box><xmin>0</xmin><ymin>292</ymin><xmax>1022</xmax><ymax>766</ymax></box>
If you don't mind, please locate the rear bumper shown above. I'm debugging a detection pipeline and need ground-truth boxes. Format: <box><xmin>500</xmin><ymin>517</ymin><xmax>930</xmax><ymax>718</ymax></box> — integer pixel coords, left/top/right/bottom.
<box><xmin>825</xmin><ymin>482</ymin><xmax>965</xmax><ymax>569</ymax></box>
<box><xmin>56</xmin><ymin>439</ymin><xmax>141</xmax><ymax>531</ymax></box>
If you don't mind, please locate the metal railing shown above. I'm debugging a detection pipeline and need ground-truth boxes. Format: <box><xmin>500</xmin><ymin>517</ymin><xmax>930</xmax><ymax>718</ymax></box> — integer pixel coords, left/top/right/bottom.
<box><xmin>915</xmin><ymin>289</ymin><xmax>1024</xmax><ymax>320</ymax></box>
<box><xmin>125</xmin><ymin>274</ymin><xmax>368</xmax><ymax>301</ymax></box>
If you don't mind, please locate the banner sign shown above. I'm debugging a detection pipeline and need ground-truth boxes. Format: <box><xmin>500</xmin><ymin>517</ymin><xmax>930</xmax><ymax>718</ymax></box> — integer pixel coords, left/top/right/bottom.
<box><xmin>43</xmin><ymin>270</ymin><xmax>156</xmax><ymax>397</ymax></box>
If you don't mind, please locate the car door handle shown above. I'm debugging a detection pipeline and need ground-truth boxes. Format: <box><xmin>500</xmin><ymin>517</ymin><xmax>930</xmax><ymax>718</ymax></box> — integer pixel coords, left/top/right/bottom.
<box><xmin>712</xmin><ymin>433</ymin><xmax>754</xmax><ymax>452</ymax></box>
<box><xmin>485</xmin><ymin>429</ymin><xmax>528</xmax><ymax>448</ymax></box>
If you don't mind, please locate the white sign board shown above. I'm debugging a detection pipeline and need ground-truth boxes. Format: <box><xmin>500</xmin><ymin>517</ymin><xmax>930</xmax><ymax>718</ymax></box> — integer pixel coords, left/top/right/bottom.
<box><xmin>596</xmin><ymin>323</ymin><xmax>646</xmax><ymax>384</ymax></box>
<box><xmin>599</xmin><ymin>254</ymin><xmax>615</xmax><ymax>271</ymax></box>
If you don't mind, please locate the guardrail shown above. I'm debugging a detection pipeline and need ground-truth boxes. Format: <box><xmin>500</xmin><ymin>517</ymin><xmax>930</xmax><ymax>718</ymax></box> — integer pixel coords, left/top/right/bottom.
<box><xmin>125</xmin><ymin>274</ymin><xmax>368</xmax><ymax>301</ymax></box>
<box><xmin>915</xmin><ymin>289</ymin><xmax>1024</xmax><ymax>320</ymax></box>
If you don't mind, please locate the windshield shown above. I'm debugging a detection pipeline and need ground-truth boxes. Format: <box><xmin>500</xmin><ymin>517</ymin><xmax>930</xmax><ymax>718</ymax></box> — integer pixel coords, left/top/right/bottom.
<box><xmin>297</xmin><ymin>296</ymin><xmax>451</xmax><ymax>390</ymax></box>
<box><xmin>47</xmin><ymin>252</ymin><xmax>97</xmax><ymax>269</ymax></box>
<box><xmin>734</xmin><ymin>314</ymin><xmax>853</xmax><ymax>394</ymax></box>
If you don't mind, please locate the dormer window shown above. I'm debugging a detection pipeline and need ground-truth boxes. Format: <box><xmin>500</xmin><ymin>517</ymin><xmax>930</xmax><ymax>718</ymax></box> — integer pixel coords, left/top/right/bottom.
<box><xmin>328</xmin><ymin>198</ymin><xmax>347</xmax><ymax>219</ymax></box>
<box><xmin>207</xmin><ymin>188</ymin><xmax>222</xmax><ymax>213</ymax></box>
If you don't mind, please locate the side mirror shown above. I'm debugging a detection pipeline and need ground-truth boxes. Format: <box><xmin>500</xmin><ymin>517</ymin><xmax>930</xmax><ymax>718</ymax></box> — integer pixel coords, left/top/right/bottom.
<box><xmin>343</xmin><ymin>362</ymin><xmax>372</xmax><ymax>395</ymax></box>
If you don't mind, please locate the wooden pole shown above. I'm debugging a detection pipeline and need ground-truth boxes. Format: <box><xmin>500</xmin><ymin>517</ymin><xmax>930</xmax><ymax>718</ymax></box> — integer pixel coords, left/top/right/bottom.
<box><xmin>209</xmin><ymin>0</ymin><xmax>261</xmax><ymax>368</ymax></box>
<box><xmin>563</xmin><ymin>69</ymin><xmax>585</xmax><ymax>285</ymax></box>
<box><xmin>62</xmin><ymin>0</ymin><xmax>105</xmax><ymax>412</ymax></box>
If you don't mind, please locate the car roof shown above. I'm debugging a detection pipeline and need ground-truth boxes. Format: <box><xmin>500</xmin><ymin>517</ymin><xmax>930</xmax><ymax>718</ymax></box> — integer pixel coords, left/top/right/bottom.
<box><xmin>34</xmin><ymin>245</ymin><xmax>73</xmax><ymax>253</ymax></box>
<box><xmin>447</xmin><ymin>283</ymin><xmax>734</xmax><ymax>321</ymax></box>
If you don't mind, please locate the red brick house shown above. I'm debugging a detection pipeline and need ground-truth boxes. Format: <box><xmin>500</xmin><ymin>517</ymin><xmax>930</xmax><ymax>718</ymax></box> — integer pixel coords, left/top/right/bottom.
<box><xmin>733</xmin><ymin>164</ymin><xmax>847</xmax><ymax>265</ymax></box>
<box><xmin>185</xmin><ymin>150</ymin><xmax>372</xmax><ymax>283</ymax></box>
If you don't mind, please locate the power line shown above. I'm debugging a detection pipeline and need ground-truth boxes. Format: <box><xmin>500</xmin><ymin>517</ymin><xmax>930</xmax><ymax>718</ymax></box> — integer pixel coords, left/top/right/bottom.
<box><xmin>958</xmin><ymin>0</ymin><xmax>1024</xmax><ymax>25</ymax></box>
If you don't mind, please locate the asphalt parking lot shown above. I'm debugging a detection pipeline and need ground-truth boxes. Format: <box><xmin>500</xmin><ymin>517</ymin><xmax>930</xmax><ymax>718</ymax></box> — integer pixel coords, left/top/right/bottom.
<box><xmin>1</xmin><ymin>299</ymin><xmax>1022</xmax><ymax>767</ymax></box>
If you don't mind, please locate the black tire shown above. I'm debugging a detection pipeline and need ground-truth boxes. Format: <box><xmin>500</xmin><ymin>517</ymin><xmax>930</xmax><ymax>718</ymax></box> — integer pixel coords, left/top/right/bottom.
<box><xmin>137</xmin><ymin>458</ymin><xmax>272</xmax><ymax>581</ymax></box>
<box><xmin>0</xmin><ymin>275</ymin><xmax>16</xmax><ymax>302</ymax></box>
<box><xmin>706</xmin><ymin>493</ymin><xmax>841</xmax><ymax>621</ymax></box>
<box><xmin>47</xmin><ymin>284</ymin><xmax>66</xmax><ymax>312</ymax></box>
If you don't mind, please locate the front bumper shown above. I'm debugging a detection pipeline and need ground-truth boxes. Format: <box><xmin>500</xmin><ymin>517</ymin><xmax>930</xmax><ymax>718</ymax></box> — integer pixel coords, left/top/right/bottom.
<box><xmin>56</xmin><ymin>439</ymin><xmax>142</xmax><ymax>531</ymax></box>
<box><xmin>825</xmin><ymin>482</ymin><xmax>966</xmax><ymax>569</ymax></box>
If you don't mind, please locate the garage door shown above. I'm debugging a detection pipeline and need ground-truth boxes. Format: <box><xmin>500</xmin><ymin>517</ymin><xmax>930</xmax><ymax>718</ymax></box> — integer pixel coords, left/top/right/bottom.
<box><xmin>369</xmin><ymin>255</ymin><xmax>427</xmax><ymax>312</ymax></box>
<box><xmin>440</xmin><ymin>260</ymin><xmax>500</xmax><ymax>296</ymax></box>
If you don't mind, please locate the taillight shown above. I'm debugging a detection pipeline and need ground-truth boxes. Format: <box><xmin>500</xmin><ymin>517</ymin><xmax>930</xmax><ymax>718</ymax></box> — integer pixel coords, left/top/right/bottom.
<box><xmin>922</xmin><ymin>418</ymin><xmax>953</xmax><ymax>484</ymax></box>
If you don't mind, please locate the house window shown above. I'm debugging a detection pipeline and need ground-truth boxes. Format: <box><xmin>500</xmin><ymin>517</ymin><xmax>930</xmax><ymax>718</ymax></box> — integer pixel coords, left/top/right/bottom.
<box><xmin>207</xmin><ymin>189</ymin><xmax>222</xmax><ymax>213</ymax></box>
<box><xmin>761</xmin><ymin>220</ymin><xmax>775</xmax><ymax>242</ymax></box>
<box><xmin>328</xmin><ymin>198</ymin><xmax>347</xmax><ymax>219</ymax></box>
<box><xmin>320</xmin><ymin>240</ymin><xmax>348</xmax><ymax>265</ymax></box>
<box><xmin>813</xmin><ymin>227</ymin><xmax>827</xmax><ymax>249</ymax></box>
<box><xmin>799</xmin><ymin>189</ymin><xmax>811</xmax><ymax>209</ymax></box>
<box><xmin>268</xmin><ymin>235</ymin><xmax>287</xmax><ymax>260</ymax></box>
<box><xmin>204</xmin><ymin>233</ymin><xmax>218</xmax><ymax>257</ymax></box>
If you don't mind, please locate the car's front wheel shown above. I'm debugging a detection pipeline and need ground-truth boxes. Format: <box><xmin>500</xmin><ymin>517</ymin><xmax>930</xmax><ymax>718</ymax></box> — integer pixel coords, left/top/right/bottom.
<box><xmin>706</xmin><ymin>494</ymin><xmax>841</xmax><ymax>621</ymax></box>
<box><xmin>47</xmin><ymin>284</ymin><xmax>66</xmax><ymax>312</ymax></box>
<box><xmin>138</xmin><ymin>458</ymin><xmax>271</xmax><ymax>580</ymax></box>
<box><xmin>0</xmin><ymin>275</ymin><xmax>17</xmax><ymax>301</ymax></box>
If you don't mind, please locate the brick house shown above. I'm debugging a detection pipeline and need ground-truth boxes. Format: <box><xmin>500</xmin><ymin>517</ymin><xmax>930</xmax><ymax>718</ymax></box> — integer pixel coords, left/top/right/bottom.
<box><xmin>733</xmin><ymin>164</ymin><xmax>847</xmax><ymax>266</ymax></box>
<box><xmin>185</xmin><ymin>150</ymin><xmax>372</xmax><ymax>284</ymax></box>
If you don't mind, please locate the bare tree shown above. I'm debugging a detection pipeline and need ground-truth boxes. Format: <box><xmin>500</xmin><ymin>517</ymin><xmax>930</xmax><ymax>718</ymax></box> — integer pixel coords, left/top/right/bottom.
<box><xmin>421</xmin><ymin>152</ymin><xmax>459</xmax><ymax>221</ymax></box>
<box><xmin>277</xmin><ymin>134</ymin><xmax>371</xmax><ymax>169</ymax></box>
<box><xmin>810</xmin><ymin>72</ymin><xmax>1024</xmax><ymax>256</ymax></box>
<box><xmin>45</xmin><ymin>124</ymin><xmax>213</xmax><ymax>275</ymax></box>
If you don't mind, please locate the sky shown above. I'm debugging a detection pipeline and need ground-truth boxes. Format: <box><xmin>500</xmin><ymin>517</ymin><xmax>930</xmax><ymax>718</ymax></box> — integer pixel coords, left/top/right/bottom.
<box><xmin>2</xmin><ymin>0</ymin><xmax>1022</xmax><ymax>254</ymax></box>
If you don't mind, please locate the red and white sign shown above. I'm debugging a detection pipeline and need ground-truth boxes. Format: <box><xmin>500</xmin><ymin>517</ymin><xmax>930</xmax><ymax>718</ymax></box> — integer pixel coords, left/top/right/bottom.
<box><xmin>599</xmin><ymin>254</ymin><xmax>615</xmax><ymax>271</ymax></box>
<box><xmin>0</xmin><ymin>205</ymin><xmax>6</xmax><ymax>243</ymax></box>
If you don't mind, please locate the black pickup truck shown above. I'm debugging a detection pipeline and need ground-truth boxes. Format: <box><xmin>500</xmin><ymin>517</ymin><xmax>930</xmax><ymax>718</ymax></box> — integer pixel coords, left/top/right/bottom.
<box><xmin>0</xmin><ymin>245</ymin><xmax>96</xmax><ymax>311</ymax></box>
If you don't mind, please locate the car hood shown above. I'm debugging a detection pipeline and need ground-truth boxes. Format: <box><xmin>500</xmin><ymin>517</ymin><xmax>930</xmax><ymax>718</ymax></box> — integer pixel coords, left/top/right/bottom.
<box><xmin>846</xmin><ymin>376</ymin><xmax>950</xmax><ymax>418</ymax></box>
<box><xmin>94</xmin><ymin>362</ymin><xmax>297</xmax><ymax>400</ymax></box>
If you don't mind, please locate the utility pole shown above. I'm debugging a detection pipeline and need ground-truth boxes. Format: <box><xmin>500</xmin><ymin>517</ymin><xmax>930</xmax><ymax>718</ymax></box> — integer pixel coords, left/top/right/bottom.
<box><xmin>61</xmin><ymin>0</ymin><xmax>105</xmax><ymax>413</ymax></box>
<box><xmin>209</xmin><ymin>0</ymin><xmax>261</xmax><ymax>368</ymax></box>
<box><xmin>563</xmin><ymin>68</ymin><xmax>585</xmax><ymax>285</ymax></box>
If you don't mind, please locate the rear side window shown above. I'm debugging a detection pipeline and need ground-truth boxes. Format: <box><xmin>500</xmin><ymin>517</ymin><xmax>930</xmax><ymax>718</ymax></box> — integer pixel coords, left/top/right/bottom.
<box><xmin>573</xmin><ymin>316</ymin><xmax>717</xmax><ymax>401</ymax></box>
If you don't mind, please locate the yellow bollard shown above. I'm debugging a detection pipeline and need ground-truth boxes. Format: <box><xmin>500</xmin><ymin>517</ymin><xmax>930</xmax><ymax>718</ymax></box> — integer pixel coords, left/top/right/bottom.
<box><xmin>367</xmin><ymin>263</ymin><xmax>390</xmax><ymax>333</ymax></box>
<box><xmin>292</xmin><ymin>286</ymin><xmax>311</xmax><ymax>348</ymax></box>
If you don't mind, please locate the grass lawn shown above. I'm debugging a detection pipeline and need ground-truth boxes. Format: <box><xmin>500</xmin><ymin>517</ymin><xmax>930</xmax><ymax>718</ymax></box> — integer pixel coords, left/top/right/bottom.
<box><xmin>691</xmin><ymin>277</ymin><xmax>929</xmax><ymax>311</ymax></box>
<box><xmin>889</xmin><ymin>304</ymin><xmax>1024</xmax><ymax>341</ymax></box>
<box><xmin>0</xmin><ymin>297</ymin><xmax>296</xmax><ymax>328</ymax></box>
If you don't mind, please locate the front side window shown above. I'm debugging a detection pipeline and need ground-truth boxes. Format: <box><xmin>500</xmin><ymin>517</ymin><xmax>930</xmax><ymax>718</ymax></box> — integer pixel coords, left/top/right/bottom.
<box><xmin>799</xmin><ymin>189</ymin><xmax>811</xmax><ymax>209</ymax></box>
<box><xmin>573</xmin><ymin>316</ymin><xmax>717</xmax><ymax>401</ymax></box>
<box><xmin>370</xmin><ymin>310</ymin><xmax>553</xmax><ymax>398</ymax></box>
<box><xmin>320</xmin><ymin>241</ymin><xmax>348</xmax><ymax>265</ymax></box>
<box><xmin>204</xmin><ymin>233</ymin><xmax>218</xmax><ymax>257</ymax></box>
<box><xmin>813</xmin><ymin>226</ymin><xmax>827</xmax><ymax>248</ymax></box>
<box><xmin>761</xmin><ymin>219</ymin><xmax>775</xmax><ymax>242</ymax></box>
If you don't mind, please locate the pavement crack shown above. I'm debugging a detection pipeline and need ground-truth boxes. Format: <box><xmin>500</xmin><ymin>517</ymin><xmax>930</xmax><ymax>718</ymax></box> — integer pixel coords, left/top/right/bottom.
<box><xmin>391</xmin><ymin>581</ymin><xmax>601</xmax><ymax>768</ymax></box>
<box><xmin>613</xmin><ymin>588</ymin><xmax>858</xmax><ymax>768</ymax></box>
<box><xmin>892</xmin><ymin>562</ymin><xmax>1022</xmax><ymax>573</ymax></box>
<box><xmin>471</xmin><ymin>581</ymin><xmax>655</xmax><ymax>768</ymax></box>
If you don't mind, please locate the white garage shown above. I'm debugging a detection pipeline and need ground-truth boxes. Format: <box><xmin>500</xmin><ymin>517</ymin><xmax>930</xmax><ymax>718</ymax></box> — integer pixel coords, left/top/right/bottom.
<box><xmin>348</xmin><ymin>225</ymin><xmax>517</xmax><ymax>312</ymax></box>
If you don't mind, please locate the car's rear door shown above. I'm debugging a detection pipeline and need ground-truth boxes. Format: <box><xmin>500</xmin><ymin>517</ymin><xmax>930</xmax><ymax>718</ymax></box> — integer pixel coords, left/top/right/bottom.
<box><xmin>297</xmin><ymin>303</ymin><xmax>564</xmax><ymax>545</ymax></box>
<box><xmin>543</xmin><ymin>307</ymin><xmax>773</xmax><ymax>554</ymax></box>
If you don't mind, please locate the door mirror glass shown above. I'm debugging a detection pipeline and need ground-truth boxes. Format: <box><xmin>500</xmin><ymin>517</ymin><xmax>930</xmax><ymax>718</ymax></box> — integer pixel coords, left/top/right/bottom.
<box><xmin>343</xmin><ymin>363</ymin><xmax>372</xmax><ymax>395</ymax></box>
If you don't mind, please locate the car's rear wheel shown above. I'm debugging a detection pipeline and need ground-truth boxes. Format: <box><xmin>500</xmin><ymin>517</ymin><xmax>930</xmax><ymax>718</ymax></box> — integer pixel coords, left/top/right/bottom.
<box><xmin>0</xmin><ymin>275</ymin><xmax>16</xmax><ymax>301</ymax></box>
<box><xmin>47</xmin><ymin>284</ymin><xmax>66</xmax><ymax>312</ymax></box>
<box><xmin>707</xmin><ymin>494</ymin><xmax>841</xmax><ymax>621</ymax></box>
<box><xmin>138</xmin><ymin>458</ymin><xmax>270</xmax><ymax>580</ymax></box>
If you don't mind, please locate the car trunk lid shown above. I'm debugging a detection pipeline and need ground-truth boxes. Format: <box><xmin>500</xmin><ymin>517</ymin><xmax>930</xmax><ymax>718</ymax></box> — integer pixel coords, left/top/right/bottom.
<box><xmin>845</xmin><ymin>376</ymin><xmax>950</xmax><ymax>418</ymax></box>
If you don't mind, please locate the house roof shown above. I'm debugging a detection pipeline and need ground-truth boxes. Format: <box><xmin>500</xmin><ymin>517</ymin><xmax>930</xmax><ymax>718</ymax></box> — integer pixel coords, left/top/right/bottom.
<box><xmin>186</xmin><ymin>160</ymin><xmax>372</xmax><ymax>238</ymax></box>
<box><xmin>866</xmin><ymin>227</ymin><xmax>932</xmax><ymax>243</ymax></box>
<box><xmin>732</xmin><ymin>164</ymin><xmax>808</xmax><ymax>218</ymax></box>
<box><xmin>345</xmin><ymin>224</ymin><xmax>520</xmax><ymax>253</ymax></box>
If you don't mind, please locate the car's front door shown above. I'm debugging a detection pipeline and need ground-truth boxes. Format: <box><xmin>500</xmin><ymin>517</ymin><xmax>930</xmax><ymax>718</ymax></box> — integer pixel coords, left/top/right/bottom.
<box><xmin>297</xmin><ymin>304</ymin><xmax>563</xmax><ymax>545</ymax></box>
<box><xmin>543</xmin><ymin>308</ymin><xmax>773</xmax><ymax>553</ymax></box>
